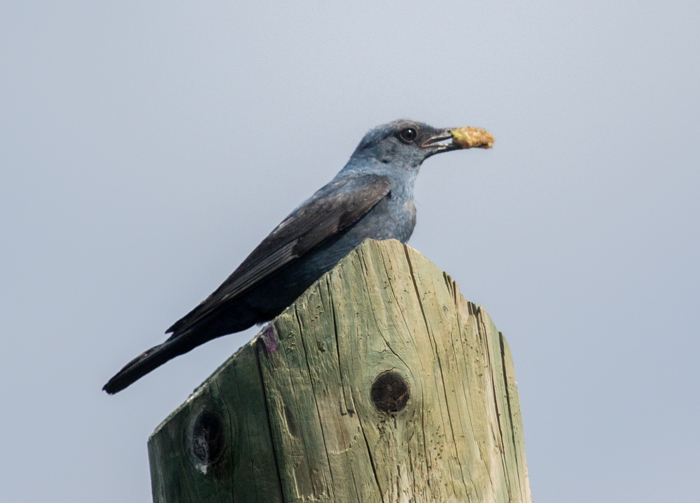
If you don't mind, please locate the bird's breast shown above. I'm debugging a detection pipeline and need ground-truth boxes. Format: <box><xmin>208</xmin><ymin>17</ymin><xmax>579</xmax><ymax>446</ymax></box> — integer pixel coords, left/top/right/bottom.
<box><xmin>406</xmin><ymin>199</ymin><xmax>417</xmax><ymax>230</ymax></box>
<box><xmin>362</xmin><ymin>192</ymin><xmax>416</xmax><ymax>243</ymax></box>
<box><xmin>394</xmin><ymin>198</ymin><xmax>417</xmax><ymax>243</ymax></box>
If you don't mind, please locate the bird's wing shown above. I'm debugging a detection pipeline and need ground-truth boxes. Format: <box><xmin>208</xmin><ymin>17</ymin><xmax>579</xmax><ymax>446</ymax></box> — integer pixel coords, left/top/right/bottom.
<box><xmin>166</xmin><ymin>174</ymin><xmax>391</xmax><ymax>335</ymax></box>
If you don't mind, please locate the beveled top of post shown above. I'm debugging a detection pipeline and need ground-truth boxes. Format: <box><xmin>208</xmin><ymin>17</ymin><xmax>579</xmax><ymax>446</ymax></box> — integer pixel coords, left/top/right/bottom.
<box><xmin>149</xmin><ymin>239</ymin><xmax>532</xmax><ymax>503</ymax></box>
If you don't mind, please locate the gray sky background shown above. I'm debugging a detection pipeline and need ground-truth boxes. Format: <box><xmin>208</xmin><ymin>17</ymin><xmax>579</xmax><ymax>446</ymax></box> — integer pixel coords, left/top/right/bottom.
<box><xmin>1</xmin><ymin>1</ymin><xmax>698</xmax><ymax>502</ymax></box>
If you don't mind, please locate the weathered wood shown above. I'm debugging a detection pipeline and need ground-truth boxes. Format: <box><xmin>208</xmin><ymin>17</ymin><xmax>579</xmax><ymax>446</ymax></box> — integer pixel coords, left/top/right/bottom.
<box><xmin>148</xmin><ymin>239</ymin><xmax>532</xmax><ymax>503</ymax></box>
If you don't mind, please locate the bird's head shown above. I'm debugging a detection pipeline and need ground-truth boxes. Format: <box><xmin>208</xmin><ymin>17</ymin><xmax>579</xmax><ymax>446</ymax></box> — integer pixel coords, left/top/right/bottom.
<box><xmin>349</xmin><ymin>119</ymin><xmax>494</xmax><ymax>171</ymax></box>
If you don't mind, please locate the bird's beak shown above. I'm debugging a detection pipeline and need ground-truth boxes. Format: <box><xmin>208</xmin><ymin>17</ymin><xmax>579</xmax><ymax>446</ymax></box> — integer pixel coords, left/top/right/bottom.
<box><xmin>422</xmin><ymin>127</ymin><xmax>494</xmax><ymax>157</ymax></box>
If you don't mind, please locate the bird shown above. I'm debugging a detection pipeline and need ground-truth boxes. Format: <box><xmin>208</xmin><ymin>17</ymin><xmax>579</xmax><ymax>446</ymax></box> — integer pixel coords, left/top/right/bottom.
<box><xmin>103</xmin><ymin>119</ymin><xmax>493</xmax><ymax>394</ymax></box>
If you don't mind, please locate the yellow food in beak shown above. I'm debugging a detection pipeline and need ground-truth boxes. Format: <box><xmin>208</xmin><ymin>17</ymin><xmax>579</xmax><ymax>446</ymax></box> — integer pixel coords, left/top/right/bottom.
<box><xmin>450</xmin><ymin>127</ymin><xmax>495</xmax><ymax>149</ymax></box>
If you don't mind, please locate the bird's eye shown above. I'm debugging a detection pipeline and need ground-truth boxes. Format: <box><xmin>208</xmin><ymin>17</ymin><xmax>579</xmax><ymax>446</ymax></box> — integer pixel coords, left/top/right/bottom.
<box><xmin>399</xmin><ymin>128</ymin><xmax>417</xmax><ymax>143</ymax></box>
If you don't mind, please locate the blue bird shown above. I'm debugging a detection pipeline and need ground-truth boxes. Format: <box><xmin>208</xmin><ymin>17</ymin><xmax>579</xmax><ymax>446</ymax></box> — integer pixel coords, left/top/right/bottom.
<box><xmin>103</xmin><ymin>119</ymin><xmax>493</xmax><ymax>393</ymax></box>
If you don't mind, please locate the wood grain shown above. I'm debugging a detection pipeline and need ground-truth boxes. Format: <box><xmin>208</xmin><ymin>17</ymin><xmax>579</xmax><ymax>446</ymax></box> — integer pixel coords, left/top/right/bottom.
<box><xmin>148</xmin><ymin>239</ymin><xmax>532</xmax><ymax>503</ymax></box>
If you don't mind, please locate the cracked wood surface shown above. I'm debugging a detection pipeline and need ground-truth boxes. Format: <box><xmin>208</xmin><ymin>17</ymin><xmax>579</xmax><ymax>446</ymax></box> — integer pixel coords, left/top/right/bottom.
<box><xmin>148</xmin><ymin>239</ymin><xmax>533</xmax><ymax>503</ymax></box>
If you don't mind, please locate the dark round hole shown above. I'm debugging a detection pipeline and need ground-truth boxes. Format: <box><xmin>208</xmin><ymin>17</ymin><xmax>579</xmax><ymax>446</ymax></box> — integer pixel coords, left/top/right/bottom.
<box><xmin>370</xmin><ymin>370</ymin><xmax>410</xmax><ymax>413</ymax></box>
<box><xmin>191</xmin><ymin>411</ymin><xmax>225</xmax><ymax>465</ymax></box>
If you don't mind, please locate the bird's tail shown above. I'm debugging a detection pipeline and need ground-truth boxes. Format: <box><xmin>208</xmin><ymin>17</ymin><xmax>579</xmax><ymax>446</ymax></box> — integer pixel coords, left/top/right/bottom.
<box><xmin>103</xmin><ymin>334</ymin><xmax>198</xmax><ymax>394</ymax></box>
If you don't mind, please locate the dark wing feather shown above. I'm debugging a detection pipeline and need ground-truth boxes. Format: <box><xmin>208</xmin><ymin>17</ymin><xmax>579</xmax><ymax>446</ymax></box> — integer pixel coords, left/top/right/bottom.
<box><xmin>166</xmin><ymin>174</ymin><xmax>391</xmax><ymax>335</ymax></box>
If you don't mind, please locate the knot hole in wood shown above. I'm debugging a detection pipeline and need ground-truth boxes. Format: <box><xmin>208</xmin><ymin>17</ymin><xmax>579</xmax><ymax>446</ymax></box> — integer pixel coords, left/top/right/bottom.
<box><xmin>370</xmin><ymin>370</ymin><xmax>410</xmax><ymax>414</ymax></box>
<box><xmin>191</xmin><ymin>411</ymin><xmax>225</xmax><ymax>466</ymax></box>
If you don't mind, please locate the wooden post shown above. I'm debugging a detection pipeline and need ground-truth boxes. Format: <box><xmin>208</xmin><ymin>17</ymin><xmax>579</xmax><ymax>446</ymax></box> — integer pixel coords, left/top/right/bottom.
<box><xmin>148</xmin><ymin>239</ymin><xmax>533</xmax><ymax>503</ymax></box>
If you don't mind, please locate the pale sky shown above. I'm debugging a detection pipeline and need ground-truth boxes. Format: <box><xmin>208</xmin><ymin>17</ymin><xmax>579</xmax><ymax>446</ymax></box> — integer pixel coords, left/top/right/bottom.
<box><xmin>1</xmin><ymin>1</ymin><xmax>699</xmax><ymax>502</ymax></box>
